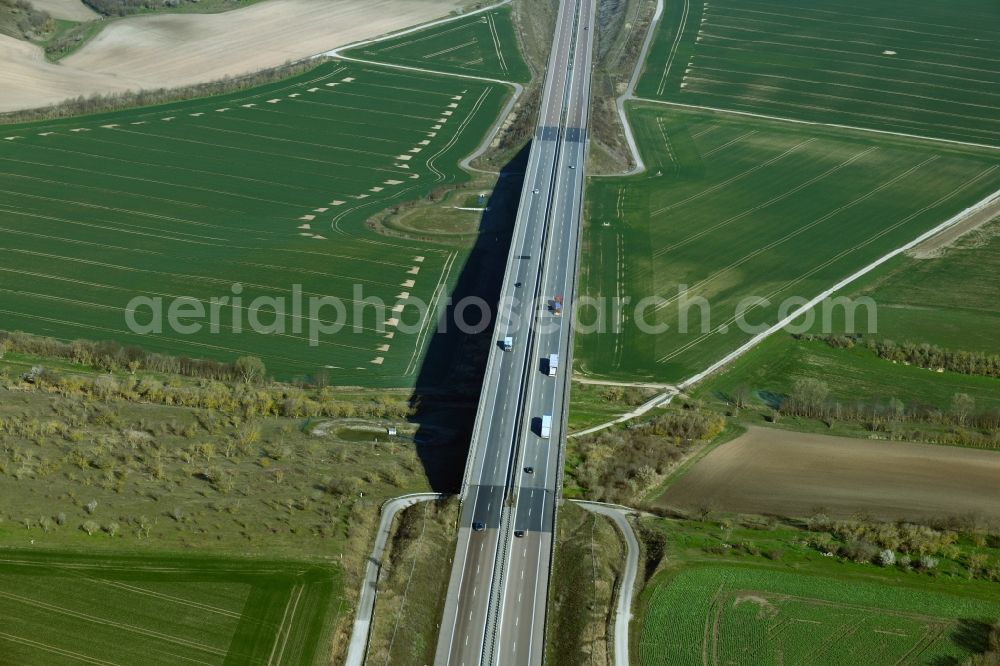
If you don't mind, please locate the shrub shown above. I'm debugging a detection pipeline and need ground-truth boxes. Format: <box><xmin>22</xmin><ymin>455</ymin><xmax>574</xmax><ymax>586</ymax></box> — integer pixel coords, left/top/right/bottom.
<box><xmin>918</xmin><ymin>556</ymin><xmax>939</xmax><ymax>571</ymax></box>
<box><xmin>841</xmin><ymin>539</ymin><xmax>878</xmax><ymax>564</ymax></box>
<box><xmin>878</xmin><ymin>549</ymin><xmax>896</xmax><ymax>567</ymax></box>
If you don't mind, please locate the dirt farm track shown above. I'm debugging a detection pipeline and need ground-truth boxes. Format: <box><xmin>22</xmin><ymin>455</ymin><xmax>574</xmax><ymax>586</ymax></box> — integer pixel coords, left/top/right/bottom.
<box><xmin>658</xmin><ymin>426</ymin><xmax>1000</xmax><ymax>523</ymax></box>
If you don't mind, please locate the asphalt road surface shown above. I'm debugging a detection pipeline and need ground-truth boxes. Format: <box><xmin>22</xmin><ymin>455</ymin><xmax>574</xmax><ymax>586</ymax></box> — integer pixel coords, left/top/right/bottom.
<box><xmin>434</xmin><ymin>0</ymin><xmax>596</xmax><ymax>663</ymax></box>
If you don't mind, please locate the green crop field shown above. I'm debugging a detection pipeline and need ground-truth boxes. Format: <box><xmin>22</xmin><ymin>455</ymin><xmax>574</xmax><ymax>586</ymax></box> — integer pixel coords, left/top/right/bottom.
<box><xmin>0</xmin><ymin>60</ymin><xmax>512</xmax><ymax>385</ymax></box>
<box><xmin>575</xmin><ymin>105</ymin><xmax>1000</xmax><ymax>383</ymax></box>
<box><xmin>693</xmin><ymin>333</ymin><xmax>1000</xmax><ymax>413</ymax></box>
<box><xmin>635</xmin><ymin>0</ymin><xmax>1000</xmax><ymax>146</ymax></box>
<box><xmin>638</xmin><ymin>565</ymin><xmax>1000</xmax><ymax>666</ymax></box>
<box><xmin>347</xmin><ymin>6</ymin><xmax>530</xmax><ymax>83</ymax></box>
<box><xmin>818</xmin><ymin>219</ymin><xmax>1000</xmax><ymax>355</ymax></box>
<box><xmin>0</xmin><ymin>550</ymin><xmax>339</xmax><ymax>665</ymax></box>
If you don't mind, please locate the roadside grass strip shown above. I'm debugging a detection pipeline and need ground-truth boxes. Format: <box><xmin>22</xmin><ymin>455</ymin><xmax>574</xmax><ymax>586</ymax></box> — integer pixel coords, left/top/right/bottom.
<box><xmin>636</xmin><ymin>0</ymin><xmax>1000</xmax><ymax>146</ymax></box>
<box><xmin>0</xmin><ymin>61</ymin><xmax>508</xmax><ymax>385</ymax></box>
<box><xmin>348</xmin><ymin>5</ymin><xmax>530</xmax><ymax>83</ymax></box>
<box><xmin>638</xmin><ymin>565</ymin><xmax>1000</xmax><ymax>666</ymax></box>
<box><xmin>575</xmin><ymin>106</ymin><xmax>1000</xmax><ymax>383</ymax></box>
<box><xmin>0</xmin><ymin>551</ymin><xmax>339</xmax><ymax>666</ymax></box>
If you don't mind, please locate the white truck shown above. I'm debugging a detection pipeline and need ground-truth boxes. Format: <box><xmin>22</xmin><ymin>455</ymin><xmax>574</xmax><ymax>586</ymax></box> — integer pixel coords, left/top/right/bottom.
<box><xmin>548</xmin><ymin>353</ymin><xmax>559</xmax><ymax>377</ymax></box>
<box><xmin>540</xmin><ymin>414</ymin><xmax>552</xmax><ymax>439</ymax></box>
<box><xmin>502</xmin><ymin>336</ymin><xmax>513</xmax><ymax>352</ymax></box>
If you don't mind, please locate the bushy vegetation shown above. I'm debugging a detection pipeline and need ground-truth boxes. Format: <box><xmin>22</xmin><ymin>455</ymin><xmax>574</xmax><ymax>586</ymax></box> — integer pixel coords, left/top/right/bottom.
<box><xmin>812</xmin><ymin>334</ymin><xmax>1000</xmax><ymax>379</ymax></box>
<box><xmin>2</xmin><ymin>330</ymin><xmax>272</xmax><ymax>384</ymax></box>
<box><xmin>82</xmin><ymin>0</ymin><xmax>247</xmax><ymax>17</ymax></box>
<box><xmin>776</xmin><ymin>376</ymin><xmax>1000</xmax><ymax>448</ymax></box>
<box><xmin>366</xmin><ymin>498</ymin><xmax>458</xmax><ymax>665</ymax></box>
<box><xmin>0</xmin><ymin>349</ymin><xmax>427</xmax><ymax>572</ymax></box>
<box><xmin>566</xmin><ymin>407</ymin><xmax>725</xmax><ymax>504</ymax></box>
<box><xmin>0</xmin><ymin>0</ymin><xmax>52</xmax><ymax>41</ymax></box>
<box><xmin>546</xmin><ymin>503</ymin><xmax>622</xmax><ymax>666</ymax></box>
<box><xmin>804</xmin><ymin>514</ymin><xmax>1000</xmax><ymax>581</ymax></box>
<box><xmin>3</xmin><ymin>365</ymin><xmax>412</xmax><ymax>422</ymax></box>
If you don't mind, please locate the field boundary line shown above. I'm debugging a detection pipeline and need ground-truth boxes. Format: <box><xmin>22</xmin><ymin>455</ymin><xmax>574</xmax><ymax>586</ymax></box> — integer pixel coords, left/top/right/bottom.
<box><xmin>269</xmin><ymin>583</ymin><xmax>305</xmax><ymax>666</ymax></box>
<box><xmin>630</xmin><ymin>97</ymin><xmax>1000</xmax><ymax>152</ymax></box>
<box><xmin>405</xmin><ymin>251</ymin><xmax>457</xmax><ymax>376</ymax></box>
<box><xmin>572</xmin><ymin>185</ymin><xmax>1000</xmax><ymax>435</ymax></box>
<box><xmin>652</xmin><ymin>154</ymin><xmax>934</xmax><ymax>322</ymax></box>
<box><xmin>0</xmin><ymin>589</ymin><xmax>226</xmax><ymax>655</ymax></box>
<box><xmin>317</xmin><ymin>0</ymin><xmax>512</xmax><ymax>57</ymax></box>
<box><xmin>666</xmin><ymin>183</ymin><xmax>998</xmax><ymax>377</ymax></box>
<box><xmin>0</xmin><ymin>632</ymin><xmax>120</xmax><ymax>666</ymax></box>
<box><xmin>81</xmin><ymin>576</ymin><xmax>242</xmax><ymax>618</ymax></box>
<box><xmin>656</xmin><ymin>0</ymin><xmax>688</xmax><ymax>97</ymax></box>
<box><xmin>650</xmin><ymin>144</ymin><xmax>878</xmax><ymax>261</ymax></box>
<box><xmin>315</xmin><ymin>0</ymin><xmax>524</xmax><ymax>176</ymax></box>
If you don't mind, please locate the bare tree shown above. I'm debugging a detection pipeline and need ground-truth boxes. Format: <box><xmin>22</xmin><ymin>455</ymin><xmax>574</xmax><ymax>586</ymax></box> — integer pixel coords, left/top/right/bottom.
<box><xmin>235</xmin><ymin>356</ymin><xmax>266</xmax><ymax>385</ymax></box>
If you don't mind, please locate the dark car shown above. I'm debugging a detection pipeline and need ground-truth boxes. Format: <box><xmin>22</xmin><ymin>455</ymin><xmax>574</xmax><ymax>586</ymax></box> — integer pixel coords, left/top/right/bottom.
<box><xmin>514</xmin><ymin>530</ymin><xmax>525</xmax><ymax>538</ymax></box>
<box><xmin>524</xmin><ymin>466</ymin><xmax>534</xmax><ymax>474</ymax></box>
<box><xmin>472</xmin><ymin>522</ymin><xmax>485</xmax><ymax>531</ymax></box>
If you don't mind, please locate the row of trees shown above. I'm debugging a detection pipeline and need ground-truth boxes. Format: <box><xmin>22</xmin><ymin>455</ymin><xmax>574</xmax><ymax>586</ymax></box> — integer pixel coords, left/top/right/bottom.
<box><xmin>81</xmin><ymin>0</ymin><xmax>244</xmax><ymax>17</ymax></box>
<box><xmin>1</xmin><ymin>330</ymin><xmax>269</xmax><ymax>384</ymax></box>
<box><xmin>803</xmin><ymin>514</ymin><xmax>1000</xmax><ymax>582</ymax></box>
<box><xmin>807</xmin><ymin>334</ymin><xmax>1000</xmax><ymax>379</ymax></box>
<box><xmin>779</xmin><ymin>378</ymin><xmax>1000</xmax><ymax>439</ymax></box>
<box><xmin>12</xmin><ymin>367</ymin><xmax>413</xmax><ymax>420</ymax></box>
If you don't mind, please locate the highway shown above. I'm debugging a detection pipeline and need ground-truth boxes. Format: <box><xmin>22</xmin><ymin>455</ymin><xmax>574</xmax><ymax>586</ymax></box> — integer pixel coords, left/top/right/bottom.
<box><xmin>434</xmin><ymin>0</ymin><xmax>595</xmax><ymax>663</ymax></box>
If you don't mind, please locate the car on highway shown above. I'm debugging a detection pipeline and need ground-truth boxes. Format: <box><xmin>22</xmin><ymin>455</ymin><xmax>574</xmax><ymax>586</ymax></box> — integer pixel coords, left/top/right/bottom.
<box><xmin>514</xmin><ymin>530</ymin><xmax>525</xmax><ymax>538</ymax></box>
<box><xmin>473</xmin><ymin>522</ymin><xmax>485</xmax><ymax>531</ymax></box>
<box><xmin>569</xmin><ymin>165</ymin><xmax>576</xmax><ymax>169</ymax></box>
<box><xmin>533</xmin><ymin>188</ymin><xmax>540</xmax><ymax>194</ymax></box>
<box><xmin>524</xmin><ymin>466</ymin><xmax>534</xmax><ymax>474</ymax></box>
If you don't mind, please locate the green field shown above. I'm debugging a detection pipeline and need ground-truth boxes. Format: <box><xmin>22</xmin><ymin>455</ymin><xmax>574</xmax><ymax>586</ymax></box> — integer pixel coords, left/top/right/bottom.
<box><xmin>575</xmin><ymin>105</ymin><xmax>1000</xmax><ymax>383</ymax></box>
<box><xmin>817</xmin><ymin>219</ymin><xmax>1000</xmax><ymax>355</ymax></box>
<box><xmin>348</xmin><ymin>6</ymin><xmax>530</xmax><ymax>83</ymax></box>
<box><xmin>695</xmin><ymin>333</ymin><xmax>1000</xmax><ymax>413</ymax></box>
<box><xmin>639</xmin><ymin>565</ymin><xmax>1000</xmax><ymax>666</ymax></box>
<box><xmin>635</xmin><ymin>0</ymin><xmax>1000</xmax><ymax>146</ymax></box>
<box><xmin>0</xmin><ymin>60</ymin><xmax>511</xmax><ymax>385</ymax></box>
<box><xmin>0</xmin><ymin>550</ymin><xmax>339</xmax><ymax>665</ymax></box>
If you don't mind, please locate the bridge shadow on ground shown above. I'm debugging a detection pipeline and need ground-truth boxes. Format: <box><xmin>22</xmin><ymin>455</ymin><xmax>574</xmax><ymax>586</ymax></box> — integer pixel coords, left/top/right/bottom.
<box><xmin>406</xmin><ymin>143</ymin><xmax>530</xmax><ymax>493</ymax></box>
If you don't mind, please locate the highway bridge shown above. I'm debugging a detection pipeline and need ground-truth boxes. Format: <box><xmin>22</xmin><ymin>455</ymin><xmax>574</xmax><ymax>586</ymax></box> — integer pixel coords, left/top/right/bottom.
<box><xmin>435</xmin><ymin>0</ymin><xmax>596</xmax><ymax>662</ymax></box>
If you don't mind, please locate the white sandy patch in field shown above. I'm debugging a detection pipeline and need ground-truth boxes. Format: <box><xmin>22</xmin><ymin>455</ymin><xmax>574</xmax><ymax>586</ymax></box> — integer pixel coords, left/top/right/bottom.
<box><xmin>0</xmin><ymin>34</ymin><xmax>141</xmax><ymax>112</ymax></box>
<box><xmin>65</xmin><ymin>0</ymin><xmax>462</xmax><ymax>85</ymax></box>
<box><xmin>30</xmin><ymin>0</ymin><xmax>97</xmax><ymax>21</ymax></box>
<box><xmin>1</xmin><ymin>0</ymin><xmax>461</xmax><ymax>113</ymax></box>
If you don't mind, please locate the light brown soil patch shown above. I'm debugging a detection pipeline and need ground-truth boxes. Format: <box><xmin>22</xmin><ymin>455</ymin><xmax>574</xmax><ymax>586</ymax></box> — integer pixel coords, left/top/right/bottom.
<box><xmin>30</xmin><ymin>0</ymin><xmax>97</xmax><ymax>20</ymax></box>
<box><xmin>0</xmin><ymin>34</ymin><xmax>141</xmax><ymax>113</ymax></box>
<box><xmin>657</xmin><ymin>426</ymin><xmax>1000</xmax><ymax>523</ymax></box>
<box><xmin>1</xmin><ymin>0</ymin><xmax>461</xmax><ymax>113</ymax></box>
<box><xmin>907</xmin><ymin>197</ymin><xmax>1000</xmax><ymax>259</ymax></box>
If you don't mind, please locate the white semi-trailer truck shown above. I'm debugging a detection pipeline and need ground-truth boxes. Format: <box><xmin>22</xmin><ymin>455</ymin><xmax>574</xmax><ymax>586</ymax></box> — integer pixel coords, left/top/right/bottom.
<box><xmin>540</xmin><ymin>414</ymin><xmax>552</xmax><ymax>439</ymax></box>
<box><xmin>548</xmin><ymin>353</ymin><xmax>559</xmax><ymax>377</ymax></box>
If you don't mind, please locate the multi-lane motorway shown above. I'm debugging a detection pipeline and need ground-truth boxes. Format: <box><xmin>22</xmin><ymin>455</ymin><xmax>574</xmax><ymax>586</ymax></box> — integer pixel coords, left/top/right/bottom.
<box><xmin>435</xmin><ymin>0</ymin><xmax>596</xmax><ymax>663</ymax></box>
